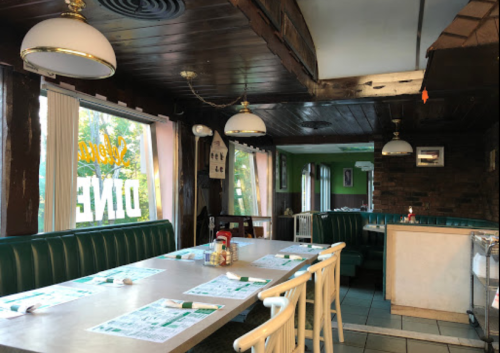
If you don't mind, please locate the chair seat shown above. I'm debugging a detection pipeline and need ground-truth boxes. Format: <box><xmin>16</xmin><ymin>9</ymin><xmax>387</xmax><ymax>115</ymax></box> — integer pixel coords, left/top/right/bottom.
<box><xmin>189</xmin><ymin>322</ymin><xmax>255</xmax><ymax>353</ymax></box>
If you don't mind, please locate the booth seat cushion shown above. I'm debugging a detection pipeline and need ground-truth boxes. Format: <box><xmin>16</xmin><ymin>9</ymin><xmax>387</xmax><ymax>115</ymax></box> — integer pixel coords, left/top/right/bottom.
<box><xmin>0</xmin><ymin>220</ymin><xmax>175</xmax><ymax>297</ymax></box>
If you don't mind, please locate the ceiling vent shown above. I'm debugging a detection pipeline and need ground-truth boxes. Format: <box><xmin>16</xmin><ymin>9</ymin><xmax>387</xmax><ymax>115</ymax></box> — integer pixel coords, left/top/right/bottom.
<box><xmin>97</xmin><ymin>0</ymin><xmax>185</xmax><ymax>21</ymax></box>
<box><xmin>301</xmin><ymin>121</ymin><xmax>332</xmax><ymax>130</ymax></box>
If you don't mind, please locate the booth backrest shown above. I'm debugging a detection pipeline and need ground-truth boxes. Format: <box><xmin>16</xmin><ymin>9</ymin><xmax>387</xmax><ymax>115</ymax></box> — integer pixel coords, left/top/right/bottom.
<box><xmin>313</xmin><ymin>212</ymin><xmax>499</xmax><ymax>246</ymax></box>
<box><xmin>359</xmin><ymin>212</ymin><xmax>499</xmax><ymax>229</ymax></box>
<box><xmin>313</xmin><ymin>212</ymin><xmax>364</xmax><ymax>247</ymax></box>
<box><xmin>0</xmin><ymin>220</ymin><xmax>175</xmax><ymax>297</ymax></box>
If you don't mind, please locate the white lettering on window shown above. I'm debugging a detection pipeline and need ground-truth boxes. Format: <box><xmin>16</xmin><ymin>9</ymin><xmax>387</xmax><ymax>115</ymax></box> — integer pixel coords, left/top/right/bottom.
<box><xmin>75</xmin><ymin>177</ymin><xmax>142</xmax><ymax>223</ymax></box>
<box><xmin>76</xmin><ymin>177</ymin><xmax>94</xmax><ymax>223</ymax></box>
<box><xmin>125</xmin><ymin>179</ymin><xmax>141</xmax><ymax>218</ymax></box>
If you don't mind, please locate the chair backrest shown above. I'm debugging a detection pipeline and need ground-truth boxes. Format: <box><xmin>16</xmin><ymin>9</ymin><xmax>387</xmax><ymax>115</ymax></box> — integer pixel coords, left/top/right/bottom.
<box><xmin>294</xmin><ymin>213</ymin><xmax>314</xmax><ymax>238</ymax></box>
<box><xmin>307</xmin><ymin>254</ymin><xmax>338</xmax><ymax>332</ymax></box>
<box><xmin>319</xmin><ymin>242</ymin><xmax>346</xmax><ymax>301</ymax></box>
<box><xmin>257</xmin><ymin>272</ymin><xmax>311</xmax><ymax>353</ymax></box>
<box><xmin>234</xmin><ymin>297</ymin><xmax>295</xmax><ymax>353</ymax></box>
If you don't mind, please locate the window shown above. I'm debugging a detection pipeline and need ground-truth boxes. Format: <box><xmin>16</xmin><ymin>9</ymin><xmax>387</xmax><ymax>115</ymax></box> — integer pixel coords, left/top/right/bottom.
<box><xmin>301</xmin><ymin>163</ymin><xmax>314</xmax><ymax>212</ymax></box>
<box><xmin>75</xmin><ymin>106</ymin><xmax>157</xmax><ymax>228</ymax></box>
<box><xmin>39</xmin><ymin>92</ymin><xmax>159</xmax><ymax>232</ymax></box>
<box><xmin>368</xmin><ymin>170</ymin><xmax>374</xmax><ymax>211</ymax></box>
<box><xmin>319</xmin><ymin>164</ymin><xmax>331</xmax><ymax>212</ymax></box>
<box><xmin>233</xmin><ymin>147</ymin><xmax>259</xmax><ymax>216</ymax></box>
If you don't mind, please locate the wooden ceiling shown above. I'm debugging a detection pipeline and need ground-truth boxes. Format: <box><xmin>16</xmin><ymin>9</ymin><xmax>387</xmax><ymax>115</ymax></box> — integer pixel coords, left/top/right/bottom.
<box><xmin>218</xmin><ymin>92</ymin><xmax>499</xmax><ymax>138</ymax></box>
<box><xmin>0</xmin><ymin>0</ymin><xmax>310</xmax><ymax>102</ymax></box>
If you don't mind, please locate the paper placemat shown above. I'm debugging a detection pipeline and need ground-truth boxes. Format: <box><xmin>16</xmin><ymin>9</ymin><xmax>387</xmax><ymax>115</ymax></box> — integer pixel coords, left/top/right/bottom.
<box><xmin>251</xmin><ymin>254</ymin><xmax>306</xmax><ymax>271</ymax></box>
<box><xmin>74</xmin><ymin>266</ymin><xmax>164</xmax><ymax>287</ymax></box>
<box><xmin>158</xmin><ymin>249</ymin><xmax>205</xmax><ymax>261</ymax></box>
<box><xmin>0</xmin><ymin>285</ymin><xmax>100</xmax><ymax>319</ymax></box>
<box><xmin>279</xmin><ymin>244</ymin><xmax>328</xmax><ymax>255</ymax></box>
<box><xmin>88</xmin><ymin>299</ymin><xmax>223</xmax><ymax>343</ymax></box>
<box><xmin>184</xmin><ymin>275</ymin><xmax>271</xmax><ymax>300</ymax></box>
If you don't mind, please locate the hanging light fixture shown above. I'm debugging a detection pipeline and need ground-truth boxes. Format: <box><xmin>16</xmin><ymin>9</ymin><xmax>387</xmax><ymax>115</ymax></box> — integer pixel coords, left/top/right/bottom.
<box><xmin>20</xmin><ymin>0</ymin><xmax>117</xmax><ymax>79</ymax></box>
<box><xmin>181</xmin><ymin>71</ymin><xmax>266</xmax><ymax>137</ymax></box>
<box><xmin>224</xmin><ymin>101</ymin><xmax>266</xmax><ymax>137</ymax></box>
<box><xmin>382</xmin><ymin>119</ymin><xmax>413</xmax><ymax>156</ymax></box>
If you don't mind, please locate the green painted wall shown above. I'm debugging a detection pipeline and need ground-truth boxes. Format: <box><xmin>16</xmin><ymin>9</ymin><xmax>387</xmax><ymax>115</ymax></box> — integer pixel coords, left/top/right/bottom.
<box><xmin>290</xmin><ymin>153</ymin><xmax>374</xmax><ymax>195</ymax></box>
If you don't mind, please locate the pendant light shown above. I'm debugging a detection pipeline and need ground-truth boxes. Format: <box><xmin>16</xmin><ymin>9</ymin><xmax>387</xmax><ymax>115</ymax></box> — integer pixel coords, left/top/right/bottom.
<box><xmin>180</xmin><ymin>71</ymin><xmax>267</xmax><ymax>137</ymax></box>
<box><xmin>382</xmin><ymin>119</ymin><xmax>413</xmax><ymax>156</ymax></box>
<box><xmin>20</xmin><ymin>0</ymin><xmax>117</xmax><ymax>79</ymax></box>
<box><xmin>224</xmin><ymin>101</ymin><xmax>267</xmax><ymax>137</ymax></box>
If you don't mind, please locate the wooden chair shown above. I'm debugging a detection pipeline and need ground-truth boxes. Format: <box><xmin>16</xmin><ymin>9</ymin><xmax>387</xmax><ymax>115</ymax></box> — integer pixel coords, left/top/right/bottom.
<box><xmin>294</xmin><ymin>242</ymin><xmax>346</xmax><ymax>344</ymax></box>
<box><xmin>317</xmin><ymin>242</ymin><xmax>347</xmax><ymax>343</ymax></box>
<box><xmin>234</xmin><ymin>297</ymin><xmax>295</xmax><ymax>353</ymax></box>
<box><xmin>305</xmin><ymin>254</ymin><xmax>340</xmax><ymax>353</ymax></box>
<box><xmin>189</xmin><ymin>272</ymin><xmax>311</xmax><ymax>353</ymax></box>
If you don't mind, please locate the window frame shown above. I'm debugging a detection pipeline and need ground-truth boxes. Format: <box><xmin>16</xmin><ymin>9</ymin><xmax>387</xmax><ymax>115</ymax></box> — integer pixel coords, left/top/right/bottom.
<box><xmin>39</xmin><ymin>84</ymin><xmax>165</xmax><ymax>231</ymax></box>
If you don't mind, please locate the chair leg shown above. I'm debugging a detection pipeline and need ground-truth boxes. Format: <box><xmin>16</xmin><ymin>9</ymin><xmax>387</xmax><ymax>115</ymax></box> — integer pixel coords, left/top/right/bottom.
<box><xmin>323</xmin><ymin>313</ymin><xmax>334</xmax><ymax>353</ymax></box>
<box><xmin>335</xmin><ymin>296</ymin><xmax>345</xmax><ymax>343</ymax></box>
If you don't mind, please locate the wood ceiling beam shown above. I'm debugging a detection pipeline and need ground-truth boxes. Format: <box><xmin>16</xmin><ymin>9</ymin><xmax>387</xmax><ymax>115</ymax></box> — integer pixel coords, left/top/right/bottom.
<box><xmin>273</xmin><ymin>135</ymin><xmax>374</xmax><ymax>146</ymax></box>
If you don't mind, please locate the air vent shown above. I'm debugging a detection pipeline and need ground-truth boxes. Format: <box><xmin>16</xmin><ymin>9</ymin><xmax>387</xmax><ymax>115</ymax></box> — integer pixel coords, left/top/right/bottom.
<box><xmin>301</xmin><ymin>121</ymin><xmax>332</xmax><ymax>130</ymax></box>
<box><xmin>97</xmin><ymin>0</ymin><xmax>185</xmax><ymax>21</ymax></box>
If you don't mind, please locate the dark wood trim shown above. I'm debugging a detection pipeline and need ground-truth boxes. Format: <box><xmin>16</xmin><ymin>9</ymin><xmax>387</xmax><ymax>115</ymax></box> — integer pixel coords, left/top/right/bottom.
<box><xmin>0</xmin><ymin>67</ymin><xmax>41</xmax><ymax>236</ymax></box>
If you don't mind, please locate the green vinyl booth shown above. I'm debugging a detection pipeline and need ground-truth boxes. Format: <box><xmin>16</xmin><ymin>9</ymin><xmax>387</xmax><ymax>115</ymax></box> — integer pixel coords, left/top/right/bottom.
<box><xmin>0</xmin><ymin>220</ymin><xmax>175</xmax><ymax>297</ymax></box>
<box><xmin>313</xmin><ymin>212</ymin><xmax>499</xmax><ymax>278</ymax></box>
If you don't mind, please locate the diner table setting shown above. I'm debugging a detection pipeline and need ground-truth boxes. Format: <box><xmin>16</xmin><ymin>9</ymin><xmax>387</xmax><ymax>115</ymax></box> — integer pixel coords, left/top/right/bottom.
<box><xmin>0</xmin><ymin>238</ymin><xmax>330</xmax><ymax>353</ymax></box>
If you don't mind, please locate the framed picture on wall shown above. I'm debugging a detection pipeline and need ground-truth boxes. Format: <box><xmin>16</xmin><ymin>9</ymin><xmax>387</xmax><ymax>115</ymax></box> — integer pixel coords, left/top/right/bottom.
<box><xmin>417</xmin><ymin>147</ymin><xmax>445</xmax><ymax>167</ymax></box>
<box><xmin>280</xmin><ymin>154</ymin><xmax>287</xmax><ymax>190</ymax></box>
<box><xmin>343</xmin><ymin>168</ymin><xmax>353</xmax><ymax>188</ymax></box>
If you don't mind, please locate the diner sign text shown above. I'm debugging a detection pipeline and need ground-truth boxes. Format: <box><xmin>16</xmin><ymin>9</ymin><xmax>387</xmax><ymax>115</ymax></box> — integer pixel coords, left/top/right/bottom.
<box><xmin>76</xmin><ymin>135</ymin><xmax>141</xmax><ymax>223</ymax></box>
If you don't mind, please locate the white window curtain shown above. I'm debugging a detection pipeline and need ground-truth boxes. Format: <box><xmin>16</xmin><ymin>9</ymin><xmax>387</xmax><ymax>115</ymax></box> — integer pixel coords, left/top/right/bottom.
<box><xmin>320</xmin><ymin>164</ymin><xmax>331</xmax><ymax>212</ymax></box>
<box><xmin>44</xmin><ymin>90</ymin><xmax>80</xmax><ymax>232</ymax></box>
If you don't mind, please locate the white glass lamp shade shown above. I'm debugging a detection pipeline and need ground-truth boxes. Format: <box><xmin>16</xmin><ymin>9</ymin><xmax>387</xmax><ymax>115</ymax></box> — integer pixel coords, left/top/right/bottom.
<box><xmin>382</xmin><ymin>139</ymin><xmax>413</xmax><ymax>156</ymax></box>
<box><xmin>21</xmin><ymin>18</ymin><xmax>116</xmax><ymax>79</ymax></box>
<box><xmin>224</xmin><ymin>111</ymin><xmax>267</xmax><ymax>137</ymax></box>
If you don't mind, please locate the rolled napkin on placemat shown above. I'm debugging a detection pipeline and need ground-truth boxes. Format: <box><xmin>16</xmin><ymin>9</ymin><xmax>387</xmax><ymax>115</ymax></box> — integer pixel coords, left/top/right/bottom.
<box><xmin>165</xmin><ymin>253</ymin><xmax>196</xmax><ymax>261</ymax></box>
<box><xmin>91</xmin><ymin>277</ymin><xmax>133</xmax><ymax>285</ymax></box>
<box><xmin>226</xmin><ymin>272</ymin><xmax>268</xmax><ymax>283</ymax></box>
<box><xmin>300</xmin><ymin>244</ymin><xmax>327</xmax><ymax>249</ymax></box>
<box><xmin>163</xmin><ymin>299</ymin><xmax>220</xmax><ymax>310</ymax></box>
<box><xmin>1</xmin><ymin>303</ymin><xmax>41</xmax><ymax>314</ymax></box>
<box><xmin>275</xmin><ymin>254</ymin><xmax>305</xmax><ymax>261</ymax></box>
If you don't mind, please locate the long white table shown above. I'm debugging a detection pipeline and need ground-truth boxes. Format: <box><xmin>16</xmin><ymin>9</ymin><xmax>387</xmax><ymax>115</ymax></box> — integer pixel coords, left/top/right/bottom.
<box><xmin>0</xmin><ymin>239</ymin><xmax>325</xmax><ymax>353</ymax></box>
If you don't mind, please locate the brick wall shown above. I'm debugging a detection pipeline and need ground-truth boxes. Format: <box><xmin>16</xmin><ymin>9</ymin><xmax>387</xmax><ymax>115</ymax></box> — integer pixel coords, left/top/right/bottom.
<box><xmin>374</xmin><ymin>133</ymin><xmax>488</xmax><ymax>219</ymax></box>
<box><xmin>483</xmin><ymin>123</ymin><xmax>499</xmax><ymax>222</ymax></box>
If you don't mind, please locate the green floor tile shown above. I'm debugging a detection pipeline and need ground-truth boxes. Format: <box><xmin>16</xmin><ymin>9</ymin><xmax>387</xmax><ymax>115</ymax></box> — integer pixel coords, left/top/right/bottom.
<box><xmin>367</xmin><ymin>316</ymin><xmax>402</xmax><ymax>330</ymax></box>
<box><xmin>403</xmin><ymin>321</ymin><xmax>440</xmax><ymax>335</ymax></box>
<box><xmin>332</xmin><ymin>343</ymin><xmax>364</xmax><ymax>353</ymax></box>
<box><xmin>407</xmin><ymin>340</ymin><xmax>448</xmax><ymax>353</ymax></box>
<box><xmin>366</xmin><ymin>334</ymin><xmax>407</xmax><ymax>353</ymax></box>
<box><xmin>369</xmin><ymin>308</ymin><xmax>401</xmax><ymax>320</ymax></box>
<box><xmin>332</xmin><ymin>329</ymin><xmax>367</xmax><ymax>347</ymax></box>
<box><xmin>343</xmin><ymin>298</ymin><xmax>373</xmax><ymax>308</ymax></box>
<box><xmin>371</xmin><ymin>301</ymin><xmax>392</xmax><ymax>310</ymax></box>
<box><xmin>342</xmin><ymin>313</ymin><xmax>368</xmax><ymax>325</ymax></box>
<box><xmin>342</xmin><ymin>304</ymin><xmax>371</xmax><ymax>316</ymax></box>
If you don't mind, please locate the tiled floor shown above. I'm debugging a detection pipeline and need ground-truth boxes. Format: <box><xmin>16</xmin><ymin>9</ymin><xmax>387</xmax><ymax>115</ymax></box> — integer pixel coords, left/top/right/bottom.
<box><xmin>335</xmin><ymin>274</ymin><xmax>486</xmax><ymax>341</ymax></box>
<box><xmin>318</xmin><ymin>272</ymin><xmax>500</xmax><ymax>353</ymax></box>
